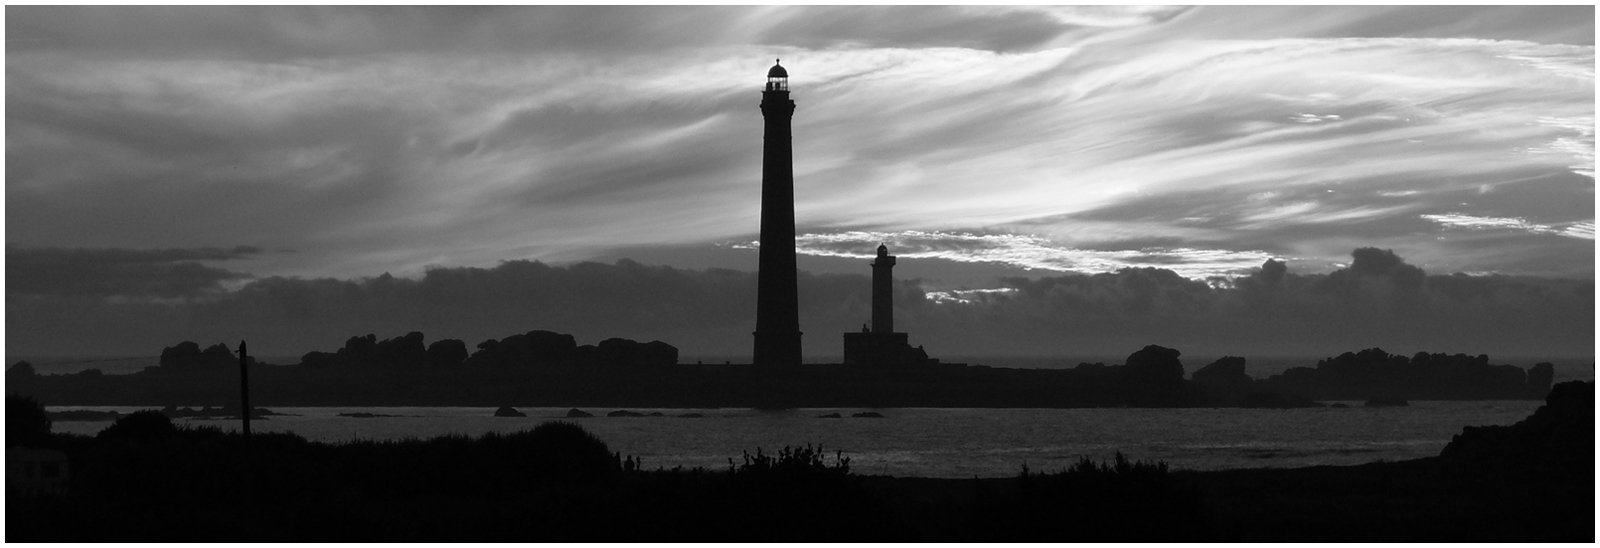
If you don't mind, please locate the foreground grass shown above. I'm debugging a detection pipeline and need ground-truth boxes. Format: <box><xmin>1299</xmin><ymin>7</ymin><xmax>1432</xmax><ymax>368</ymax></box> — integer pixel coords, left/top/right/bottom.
<box><xmin>8</xmin><ymin>390</ymin><xmax>1592</xmax><ymax>542</ymax></box>
<box><xmin>10</xmin><ymin>412</ymin><xmax>1211</xmax><ymax>542</ymax></box>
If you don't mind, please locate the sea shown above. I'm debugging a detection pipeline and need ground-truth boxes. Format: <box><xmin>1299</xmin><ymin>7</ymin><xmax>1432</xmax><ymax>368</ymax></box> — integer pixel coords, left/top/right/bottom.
<box><xmin>47</xmin><ymin>401</ymin><xmax>1544</xmax><ymax>478</ymax></box>
<box><xmin>15</xmin><ymin>354</ymin><xmax>1595</xmax><ymax>381</ymax></box>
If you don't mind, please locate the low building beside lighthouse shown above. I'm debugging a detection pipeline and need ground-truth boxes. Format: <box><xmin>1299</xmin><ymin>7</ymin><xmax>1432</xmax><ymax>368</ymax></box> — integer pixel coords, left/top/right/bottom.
<box><xmin>842</xmin><ymin>245</ymin><xmax>938</xmax><ymax>366</ymax></box>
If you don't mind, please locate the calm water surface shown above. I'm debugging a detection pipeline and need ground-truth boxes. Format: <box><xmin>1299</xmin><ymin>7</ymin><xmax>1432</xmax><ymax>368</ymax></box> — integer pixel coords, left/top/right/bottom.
<box><xmin>49</xmin><ymin>402</ymin><xmax>1541</xmax><ymax>478</ymax></box>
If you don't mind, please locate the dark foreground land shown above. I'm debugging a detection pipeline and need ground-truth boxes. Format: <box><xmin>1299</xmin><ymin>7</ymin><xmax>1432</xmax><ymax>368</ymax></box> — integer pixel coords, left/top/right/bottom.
<box><xmin>7</xmin><ymin>382</ymin><xmax>1592</xmax><ymax>542</ymax></box>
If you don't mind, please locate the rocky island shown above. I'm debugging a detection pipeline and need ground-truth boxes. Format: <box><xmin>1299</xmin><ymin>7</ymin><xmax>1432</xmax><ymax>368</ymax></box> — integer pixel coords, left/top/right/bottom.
<box><xmin>6</xmin><ymin>329</ymin><xmax>1563</xmax><ymax>409</ymax></box>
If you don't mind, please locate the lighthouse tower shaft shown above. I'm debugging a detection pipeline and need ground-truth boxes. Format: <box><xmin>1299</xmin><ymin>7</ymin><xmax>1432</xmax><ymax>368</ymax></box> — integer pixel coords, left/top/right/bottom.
<box><xmin>754</xmin><ymin>63</ymin><xmax>802</xmax><ymax>365</ymax></box>
<box><xmin>871</xmin><ymin>246</ymin><xmax>895</xmax><ymax>334</ymax></box>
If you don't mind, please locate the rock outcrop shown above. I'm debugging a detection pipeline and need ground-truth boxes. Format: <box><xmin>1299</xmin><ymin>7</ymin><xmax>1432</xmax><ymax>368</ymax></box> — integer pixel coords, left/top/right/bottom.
<box><xmin>1192</xmin><ymin>357</ymin><xmax>1252</xmax><ymax>403</ymax></box>
<box><xmin>1255</xmin><ymin>348</ymin><xmax>1553</xmax><ymax>401</ymax></box>
<box><xmin>1125</xmin><ymin>345</ymin><xmax>1184</xmax><ymax>385</ymax></box>
<box><xmin>1440</xmin><ymin>380</ymin><xmax>1594</xmax><ymax>471</ymax></box>
<box><xmin>1192</xmin><ymin>356</ymin><xmax>1249</xmax><ymax>387</ymax></box>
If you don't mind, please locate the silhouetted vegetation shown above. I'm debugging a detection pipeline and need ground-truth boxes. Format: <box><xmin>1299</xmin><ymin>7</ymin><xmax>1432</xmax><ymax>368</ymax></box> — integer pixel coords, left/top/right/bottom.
<box><xmin>7</xmin><ymin>360</ymin><xmax>36</xmax><ymax>380</ymax></box>
<box><xmin>7</xmin><ymin>394</ymin><xmax>53</xmax><ymax>447</ymax></box>
<box><xmin>7</xmin><ymin>415</ymin><xmax>884</xmax><ymax>541</ymax></box>
<box><xmin>736</xmin><ymin>444</ymin><xmax>851</xmax><ymax>477</ymax></box>
<box><xmin>95</xmin><ymin>410</ymin><xmax>178</xmax><ymax>442</ymax></box>
<box><xmin>970</xmin><ymin>453</ymin><xmax>1207</xmax><ymax>542</ymax></box>
<box><xmin>1183</xmin><ymin>380</ymin><xmax>1594</xmax><ymax>542</ymax></box>
<box><xmin>8</xmin><ymin>389</ymin><xmax>1593</xmax><ymax>542</ymax></box>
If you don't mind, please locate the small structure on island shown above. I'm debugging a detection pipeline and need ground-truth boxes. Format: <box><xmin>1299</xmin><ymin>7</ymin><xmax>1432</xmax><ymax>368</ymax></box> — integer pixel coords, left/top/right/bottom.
<box><xmin>843</xmin><ymin>245</ymin><xmax>938</xmax><ymax>366</ymax></box>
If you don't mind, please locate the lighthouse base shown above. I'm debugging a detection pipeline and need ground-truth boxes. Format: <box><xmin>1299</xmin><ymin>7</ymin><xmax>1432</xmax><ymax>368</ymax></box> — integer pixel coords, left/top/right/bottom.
<box><xmin>752</xmin><ymin>331</ymin><xmax>803</xmax><ymax>365</ymax></box>
<box><xmin>843</xmin><ymin>332</ymin><xmax>934</xmax><ymax>366</ymax></box>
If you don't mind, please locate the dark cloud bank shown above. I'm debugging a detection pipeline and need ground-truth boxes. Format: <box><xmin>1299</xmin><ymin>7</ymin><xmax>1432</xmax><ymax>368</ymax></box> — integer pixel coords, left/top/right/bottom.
<box><xmin>7</xmin><ymin>245</ymin><xmax>259</xmax><ymax>298</ymax></box>
<box><xmin>6</xmin><ymin>246</ymin><xmax>1592</xmax><ymax>360</ymax></box>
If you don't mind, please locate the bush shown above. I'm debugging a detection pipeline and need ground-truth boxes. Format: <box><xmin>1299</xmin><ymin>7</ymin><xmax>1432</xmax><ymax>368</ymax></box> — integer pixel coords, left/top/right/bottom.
<box><xmin>97</xmin><ymin>410</ymin><xmax>177</xmax><ymax>442</ymax></box>
<box><xmin>734</xmin><ymin>444</ymin><xmax>851</xmax><ymax>479</ymax></box>
<box><xmin>521</xmin><ymin>421</ymin><xmax>617</xmax><ymax>483</ymax></box>
<box><xmin>7</xmin><ymin>394</ymin><xmax>52</xmax><ymax>447</ymax></box>
<box><xmin>974</xmin><ymin>452</ymin><xmax>1208</xmax><ymax>541</ymax></box>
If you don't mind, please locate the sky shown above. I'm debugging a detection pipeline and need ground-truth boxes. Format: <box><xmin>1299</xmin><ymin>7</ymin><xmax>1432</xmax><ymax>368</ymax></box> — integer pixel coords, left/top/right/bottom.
<box><xmin>6</xmin><ymin>6</ymin><xmax>1595</xmax><ymax>361</ymax></box>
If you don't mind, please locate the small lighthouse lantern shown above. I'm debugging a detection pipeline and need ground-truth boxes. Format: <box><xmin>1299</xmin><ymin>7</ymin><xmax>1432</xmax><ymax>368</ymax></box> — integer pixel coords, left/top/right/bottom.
<box><xmin>766</xmin><ymin>59</ymin><xmax>788</xmax><ymax>92</ymax></box>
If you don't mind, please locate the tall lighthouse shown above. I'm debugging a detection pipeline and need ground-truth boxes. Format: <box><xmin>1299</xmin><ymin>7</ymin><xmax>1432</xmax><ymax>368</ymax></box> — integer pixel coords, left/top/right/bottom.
<box><xmin>753</xmin><ymin>60</ymin><xmax>803</xmax><ymax>365</ymax></box>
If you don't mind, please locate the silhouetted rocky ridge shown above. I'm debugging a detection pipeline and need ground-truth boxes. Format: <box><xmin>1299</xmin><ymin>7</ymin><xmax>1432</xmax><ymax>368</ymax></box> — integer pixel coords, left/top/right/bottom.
<box><xmin>5</xmin><ymin>331</ymin><xmax>1570</xmax><ymax>408</ymax></box>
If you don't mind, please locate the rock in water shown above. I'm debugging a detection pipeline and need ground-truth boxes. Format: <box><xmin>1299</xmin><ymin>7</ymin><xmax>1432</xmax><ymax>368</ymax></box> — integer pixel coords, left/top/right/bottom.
<box><xmin>817</xmin><ymin>413</ymin><xmax>842</xmax><ymax>419</ymax></box>
<box><xmin>851</xmin><ymin>412</ymin><xmax>885</xmax><ymax>418</ymax></box>
<box><xmin>494</xmin><ymin>406</ymin><xmax>527</xmax><ymax>417</ymax></box>
<box><xmin>565</xmin><ymin>408</ymin><xmax>594</xmax><ymax>418</ymax></box>
<box><xmin>1125</xmin><ymin>345</ymin><xmax>1185</xmax><ymax>383</ymax></box>
<box><xmin>608</xmin><ymin>410</ymin><xmax>644</xmax><ymax>417</ymax></box>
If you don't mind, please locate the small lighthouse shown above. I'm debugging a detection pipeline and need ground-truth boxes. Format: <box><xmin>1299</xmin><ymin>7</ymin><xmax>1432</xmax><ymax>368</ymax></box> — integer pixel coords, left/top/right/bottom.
<box><xmin>843</xmin><ymin>244</ymin><xmax>934</xmax><ymax>366</ymax></box>
<box><xmin>753</xmin><ymin>60</ymin><xmax>803</xmax><ymax>365</ymax></box>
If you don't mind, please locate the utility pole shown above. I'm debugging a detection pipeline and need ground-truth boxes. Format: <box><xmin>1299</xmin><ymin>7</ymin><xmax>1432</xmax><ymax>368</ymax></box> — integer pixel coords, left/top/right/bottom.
<box><xmin>239</xmin><ymin>340</ymin><xmax>251</xmax><ymax>438</ymax></box>
<box><xmin>238</xmin><ymin>340</ymin><xmax>253</xmax><ymax>510</ymax></box>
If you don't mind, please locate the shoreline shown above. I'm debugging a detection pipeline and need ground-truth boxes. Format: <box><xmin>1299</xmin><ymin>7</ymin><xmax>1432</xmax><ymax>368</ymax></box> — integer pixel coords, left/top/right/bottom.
<box><xmin>35</xmin><ymin>400</ymin><xmax>1551</xmax><ymax>479</ymax></box>
<box><xmin>8</xmin><ymin>381</ymin><xmax>1592</xmax><ymax>541</ymax></box>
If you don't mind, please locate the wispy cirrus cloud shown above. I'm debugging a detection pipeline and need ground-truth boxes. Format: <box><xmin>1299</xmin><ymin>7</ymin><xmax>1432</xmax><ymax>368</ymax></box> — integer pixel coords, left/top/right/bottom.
<box><xmin>5</xmin><ymin>6</ymin><xmax>1592</xmax><ymax>285</ymax></box>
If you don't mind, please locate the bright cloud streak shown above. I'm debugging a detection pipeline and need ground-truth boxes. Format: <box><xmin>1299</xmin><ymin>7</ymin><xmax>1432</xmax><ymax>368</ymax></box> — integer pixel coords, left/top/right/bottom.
<box><xmin>733</xmin><ymin>231</ymin><xmax>1280</xmax><ymax>279</ymax></box>
<box><xmin>1562</xmin><ymin>222</ymin><xmax>1596</xmax><ymax>240</ymax></box>
<box><xmin>1421</xmin><ymin>213</ymin><xmax>1596</xmax><ymax>240</ymax></box>
<box><xmin>924</xmin><ymin>287</ymin><xmax>1018</xmax><ymax>304</ymax></box>
<box><xmin>1528</xmin><ymin>115</ymin><xmax>1596</xmax><ymax>178</ymax></box>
